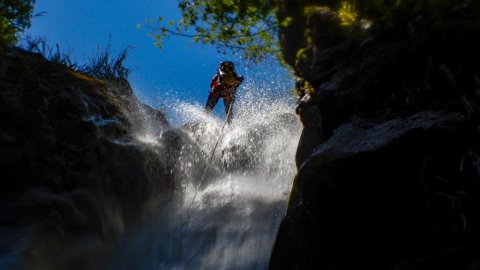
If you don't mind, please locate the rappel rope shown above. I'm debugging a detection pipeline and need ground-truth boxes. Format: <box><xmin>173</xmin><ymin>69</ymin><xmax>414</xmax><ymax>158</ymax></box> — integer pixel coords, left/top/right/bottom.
<box><xmin>185</xmin><ymin>104</ymin><xmax>233</xmax><ymax>215</ymax></box>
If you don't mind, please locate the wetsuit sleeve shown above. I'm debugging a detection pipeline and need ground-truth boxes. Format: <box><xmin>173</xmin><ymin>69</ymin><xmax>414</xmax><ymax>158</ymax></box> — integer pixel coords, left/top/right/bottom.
<box><xmin>210</xmin><ymin>74</ymin><xmax>220</xmax><ymax>93</ymax></box>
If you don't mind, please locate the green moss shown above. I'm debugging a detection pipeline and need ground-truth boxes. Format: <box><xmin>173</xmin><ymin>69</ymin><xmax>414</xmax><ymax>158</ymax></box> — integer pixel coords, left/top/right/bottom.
<box><xmin>71</xmin><ymin>71</ymin><xmax>105</xmax><ymax>87</ymax></box>
<box><xmin>281</xmin><ymin>16</ymin><xmax>294</xmax><ymax>27</ymax></box>
<box><xmin>304</xmin><ymin>80</ymin><xmax>315</xmax><ymax>95</ymax></box>
<box><xmin>295</xmin><ymin>47</ymin><xmax>309</xmax><ymax>66</ymax></box>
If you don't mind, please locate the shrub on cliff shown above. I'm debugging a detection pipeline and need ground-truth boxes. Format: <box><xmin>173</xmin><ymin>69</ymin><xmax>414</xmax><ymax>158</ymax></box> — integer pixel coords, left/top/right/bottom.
<box><xmin>0</xmin><ymin>0</ymin><xmax>35</xmax><ymax>45</ymax></box>
<box><xmin>21</xmin><ymin>35</ymin><xmax>132</xmax><ymax>81</ymax></box>
<box><xmin>21</xmin><ymin>35</ymin><xmax>78</xmax><ymax>69</ymax></box>
<box><xmin>79</xmin><ymin>41</ymin><xmax>132</xmax><ymax>81</ymax></box>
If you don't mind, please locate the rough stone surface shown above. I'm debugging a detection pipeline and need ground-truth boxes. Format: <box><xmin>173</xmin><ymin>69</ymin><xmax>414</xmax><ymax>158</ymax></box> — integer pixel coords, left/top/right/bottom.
<box><xmin>0</xmin><ymin>46</ymin><xmax>177</xmax><ymax>269</ymax></box>
<box><xmin>271</xmin><ymin>1</ymin><xmax>480</xmax><ymax>269</ymax></box>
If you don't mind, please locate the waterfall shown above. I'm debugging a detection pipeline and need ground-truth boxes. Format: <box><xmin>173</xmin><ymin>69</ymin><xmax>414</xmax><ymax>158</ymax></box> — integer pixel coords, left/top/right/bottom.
<box><xmin>105</xmin><ymin>85</ymin><xmax>301</xmax><ymax>270</ymax></box>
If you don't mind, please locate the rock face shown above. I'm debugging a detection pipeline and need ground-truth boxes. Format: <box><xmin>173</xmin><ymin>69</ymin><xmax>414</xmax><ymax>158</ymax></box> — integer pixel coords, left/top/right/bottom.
<box><xmin>0</xmin><ymin>46</ymin><xmax>174</xmax><ymax>269</ymax></box>
<box><xmin>271</xmin><ymin>1</ymin><xmax>480</xmax><ymax>269</ymax></box>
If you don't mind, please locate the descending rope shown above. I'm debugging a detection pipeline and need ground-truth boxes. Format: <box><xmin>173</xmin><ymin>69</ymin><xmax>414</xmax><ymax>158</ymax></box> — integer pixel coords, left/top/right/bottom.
<box><xmin>185</xmin><ymin>104</ymin><xmax>232</xmax><ymax>215</ymax></box>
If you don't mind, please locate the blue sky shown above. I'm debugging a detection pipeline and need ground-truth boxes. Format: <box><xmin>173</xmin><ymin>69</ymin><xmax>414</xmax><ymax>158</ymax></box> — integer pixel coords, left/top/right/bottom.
<box><xmin>25</xmin><ymin>0</ymin><xmax>294</xmax><ymax>124</ymax></box>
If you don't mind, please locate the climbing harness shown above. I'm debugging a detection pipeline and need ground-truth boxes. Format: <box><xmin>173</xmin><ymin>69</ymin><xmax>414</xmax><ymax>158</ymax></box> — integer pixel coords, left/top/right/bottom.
<box><xmin>185</xmin><ymin>104</ymin><xmax>233</xmax><ymax>215</ymax></box>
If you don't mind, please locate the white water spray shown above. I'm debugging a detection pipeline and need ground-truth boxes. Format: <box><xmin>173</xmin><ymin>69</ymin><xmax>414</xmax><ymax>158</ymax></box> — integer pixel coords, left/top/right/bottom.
<box><xmin>106</xmin><ymin>82</ymin><xmax>301</xmax><ymax>270</ymax></box>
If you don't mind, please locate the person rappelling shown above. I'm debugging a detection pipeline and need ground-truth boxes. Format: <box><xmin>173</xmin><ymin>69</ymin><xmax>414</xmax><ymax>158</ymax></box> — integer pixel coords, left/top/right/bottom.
<box><xmin>204</xmin><ymin>61</ymin><xmax>244</xmax><ymax>124</ymax></box>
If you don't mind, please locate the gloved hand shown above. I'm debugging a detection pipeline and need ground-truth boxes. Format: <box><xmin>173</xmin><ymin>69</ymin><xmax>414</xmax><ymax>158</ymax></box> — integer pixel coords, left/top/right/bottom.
<box><xmin>237</xmin><ymin>75</ymin><xmax>244</xmax><ymax>85</ymax></box>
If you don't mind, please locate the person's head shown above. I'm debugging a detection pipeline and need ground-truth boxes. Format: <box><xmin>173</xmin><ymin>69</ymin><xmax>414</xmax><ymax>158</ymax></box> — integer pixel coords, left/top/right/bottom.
<box><xmin>218</xmin><ymin>61</ymin><xmax>235</xmax><ymax>75</ymax></box>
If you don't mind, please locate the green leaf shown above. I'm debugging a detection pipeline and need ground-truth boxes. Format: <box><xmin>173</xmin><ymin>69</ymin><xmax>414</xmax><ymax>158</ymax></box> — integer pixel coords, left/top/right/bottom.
<box><xmin>281</xmin><ymin>17</ymin><xmax>293</xmax><ymax>27</ymax></box>
<box><xmin>1</xmin><ymin>0</ymin><xmax>35</xmax><ymax>45</ymax></box>
<box><xmin>145</xmin><ymin>0</ymin><xmax>280</xmax><ymax>61</ymax></box>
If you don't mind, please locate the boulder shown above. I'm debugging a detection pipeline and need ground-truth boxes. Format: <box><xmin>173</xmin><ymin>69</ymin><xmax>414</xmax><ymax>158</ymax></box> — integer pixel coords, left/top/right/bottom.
<box><xmin>272</xmin><ymin>111</ymin><xmax>480</xmax><ymax>269</ymax></box>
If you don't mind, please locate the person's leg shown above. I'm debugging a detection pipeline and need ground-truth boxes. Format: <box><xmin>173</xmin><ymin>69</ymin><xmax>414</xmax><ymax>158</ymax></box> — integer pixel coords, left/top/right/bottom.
<box><xmin>205</xmin><ymin>94</ymin><xmax>219</xmax><ymax>113</ymax></box>
<box><xmin>224</xmin><ymin>96</ymin><xmax>235</xmax><ymax>124</ymax></box>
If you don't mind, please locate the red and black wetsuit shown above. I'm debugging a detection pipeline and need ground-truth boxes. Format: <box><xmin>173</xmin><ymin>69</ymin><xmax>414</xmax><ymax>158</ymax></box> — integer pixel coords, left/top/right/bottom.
<box><xmin>205</xmin><ymin>72</ymin><xmax>243</xmax><ymax>123</ymax></box>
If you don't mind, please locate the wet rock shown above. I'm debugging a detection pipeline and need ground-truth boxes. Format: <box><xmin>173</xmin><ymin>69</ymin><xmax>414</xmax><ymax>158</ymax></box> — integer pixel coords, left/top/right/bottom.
<box><xmin>0</xmin><ymin>45</ymin><xmax>174</xmax><ymax>268</ymax></box>
<box><xmin>106</xmin><ymin>79</ymin><xmax>168</xmax><ymax>136</ymax></box>
<box><xmin>158</xmin><ymin>128</ymin><xmax>210</xmax><ymax>187</ymax></box>
<box><xmin>295</xmin><ymin>94</ymin><xmax>323</xmax><ymax>168</ymax></box>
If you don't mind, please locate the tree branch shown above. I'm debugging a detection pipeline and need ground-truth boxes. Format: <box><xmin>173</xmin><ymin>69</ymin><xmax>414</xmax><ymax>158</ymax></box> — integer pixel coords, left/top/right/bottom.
<box><xmin>157</xmin><ymin>25</ymin><xmax>276</xmax><ymax>40</ymax></box>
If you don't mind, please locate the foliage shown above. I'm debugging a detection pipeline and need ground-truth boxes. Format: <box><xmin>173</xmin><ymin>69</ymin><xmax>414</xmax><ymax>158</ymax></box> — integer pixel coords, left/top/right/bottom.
<box><xmin>20</xmin><ymin>35</ymin><xmax>132</xmax><ymax>81</ymax></box>
<box><xmin>145</xmin><ymin>0</ymin><xmax>480</xmax><ymax>64</ymax></box>
<box><xmin>80</xmin><ymin>41</ymin><xmax>132</xmax><ymax>81</ymax></box>
<box><xmin>21</xmin><ymin>35</ymin><xmax>77</xmax><ymax>69</ymax></box>
<box><xmin>0</xmin><ymin>0</ymin><xmax>36</xmax><ymax>45</ymax></box>
<box><xmin>338</xmin><ymin>1</ymin><xmax>359</xmax><ymax>26</ymax></box>
<box><xmin>145</xmin><ymin>0</ymin><xmax>279</xmax><ymax>62</ymax></box>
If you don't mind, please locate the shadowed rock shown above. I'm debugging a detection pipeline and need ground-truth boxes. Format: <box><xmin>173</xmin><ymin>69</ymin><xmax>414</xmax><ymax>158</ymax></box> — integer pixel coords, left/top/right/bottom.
<box><xmin>271</xmin><ymin>1</ymin><xmax>480</xmax><ymax>269</ymax></box>
<box><xmin>0</xmin><ymin>45</ymin><xmax>175</xmax><ymax>269</ymax></box>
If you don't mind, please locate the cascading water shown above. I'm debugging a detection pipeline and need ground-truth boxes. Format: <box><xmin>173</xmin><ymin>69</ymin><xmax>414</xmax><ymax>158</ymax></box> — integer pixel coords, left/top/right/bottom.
<box><xmin>105</xmin><ymin>83</ymin><xmax>301</xmax><ymax>270</ymax></box>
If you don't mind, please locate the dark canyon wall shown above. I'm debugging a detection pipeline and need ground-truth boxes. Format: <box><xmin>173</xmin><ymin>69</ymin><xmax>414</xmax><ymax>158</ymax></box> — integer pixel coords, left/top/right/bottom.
<box><xmin>0</xmin><ymin>45</ymin><xmax>182</xmax><ymax>269</ymax></box>
<box><xmin>270</xmin><ymin>1</ymin><xmax>480</xmax><ymax>269</ymax></box>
